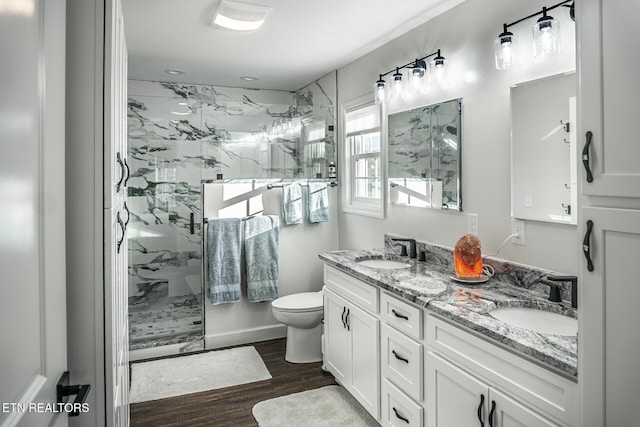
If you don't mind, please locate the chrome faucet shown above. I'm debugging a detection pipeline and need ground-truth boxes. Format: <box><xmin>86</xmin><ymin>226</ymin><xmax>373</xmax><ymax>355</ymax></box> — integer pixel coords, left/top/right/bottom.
<box><xmin>390</xmin><ymin>237</ymin><xmax>417</xmax><ymax>259</ymax></box>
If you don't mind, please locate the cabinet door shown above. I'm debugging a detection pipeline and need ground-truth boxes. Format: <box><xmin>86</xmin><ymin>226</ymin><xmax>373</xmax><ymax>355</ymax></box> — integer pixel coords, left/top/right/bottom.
<box><xmin>426</xmin><ymin>351</ymin><xmax>488</xmax><ymax>427</ymax></box>
<box><xmin>580</xmin><ymin>207</ymin><xmax>640</xmax><ymax>426</ymax></box>
<box><xmin>349</xmin><ymin>302</ymin><xmax>380</xmax><ymax>419</ymax></box>
<box><xmin>324</xmin><ymin>289</ymin><xmax>351</xmax><ymax>385</ymax></box>
<box><xmin>578</xmin><ymin>0</ymin><xmax>640</xmax><ymax>196</ymax></box>
<box><xmin>489</xmin><ymin>389</ymin><xmax>558</xmax><ymax>427</ymax></box>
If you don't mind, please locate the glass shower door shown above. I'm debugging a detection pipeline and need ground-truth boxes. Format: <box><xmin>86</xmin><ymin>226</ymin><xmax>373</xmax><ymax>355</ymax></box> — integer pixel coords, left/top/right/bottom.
<box><xmin>127</xmin><ymin>89</ymin><xmax>204</xmax><ymax>350</ymax></box>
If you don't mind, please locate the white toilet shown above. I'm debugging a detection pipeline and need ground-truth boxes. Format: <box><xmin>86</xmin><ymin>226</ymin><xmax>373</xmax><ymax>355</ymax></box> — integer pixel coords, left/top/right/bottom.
<box><xmin>271</xmin><ymin>291</ymin><xmax>324</xmax><ymax>363</ymax></box>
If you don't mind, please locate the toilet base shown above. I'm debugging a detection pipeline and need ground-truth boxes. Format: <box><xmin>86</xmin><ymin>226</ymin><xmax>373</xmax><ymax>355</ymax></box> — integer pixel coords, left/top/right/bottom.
<box><xmin>285</xmin><ymin>324</ymin><xmax>322</xmax><ymax>363</ymax></box>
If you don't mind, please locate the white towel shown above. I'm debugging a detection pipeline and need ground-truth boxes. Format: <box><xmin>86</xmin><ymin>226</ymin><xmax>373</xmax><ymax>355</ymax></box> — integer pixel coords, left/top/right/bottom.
<box><xmin>281</xmin><ymin>183</ymin><xmax>303</xmax><ymax>225</ymax></box>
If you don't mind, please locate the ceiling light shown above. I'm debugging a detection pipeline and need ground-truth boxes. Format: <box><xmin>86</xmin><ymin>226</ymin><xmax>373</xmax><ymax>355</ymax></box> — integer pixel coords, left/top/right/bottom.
<box><xmin>165</xmin><ymin>69</ymin><xmax>186</xmax><ymax>75</ymax></box>
<box><xmin>240</xmin><ymin>76</ymin><xmax>259</xmax><ymax>81</ymax></box>
<box><xmin>212</xmin><ymin>0</ymin><xmax>271</xmax><ymax>32</ymax></box>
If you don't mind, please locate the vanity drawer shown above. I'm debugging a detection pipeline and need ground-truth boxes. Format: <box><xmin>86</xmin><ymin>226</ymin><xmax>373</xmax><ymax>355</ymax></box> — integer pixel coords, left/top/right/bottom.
<box><xmin>381</xmin><ymin>378</ymin><xmax>423</xmax><ymax>427</ymax></box>
<box><xmin>426</xmin><ymin>313</ymin><xmax>578</xmax><ymax>426</ymax></box>
<box><xmin>380</xmin><ymin>291</ymin><xmax>422</xmax><ymax>340</ymax></box>
<box><xmin>381</xmin><ymin>322</ymin><xmax>423</xmax><ymax>401</ymax></box>
<box><xmin>324</xmin><ymin>265</ymin><xmax>378</xmax><ymax>314</ymax></box>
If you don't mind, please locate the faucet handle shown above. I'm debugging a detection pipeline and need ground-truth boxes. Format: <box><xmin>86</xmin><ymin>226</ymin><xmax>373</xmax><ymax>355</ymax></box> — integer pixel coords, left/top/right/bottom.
<box><xmin>396</xmin><ymin>245</ymin><xmax>408</xmax><ymax>257</ymax></box>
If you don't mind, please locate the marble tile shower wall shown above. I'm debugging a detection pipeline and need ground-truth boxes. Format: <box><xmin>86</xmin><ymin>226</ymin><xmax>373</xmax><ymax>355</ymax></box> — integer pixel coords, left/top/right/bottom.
<box><xmin>126</xmin><ymin>75</ymin><xmax>336</xmax><ymax>348</ymax></box>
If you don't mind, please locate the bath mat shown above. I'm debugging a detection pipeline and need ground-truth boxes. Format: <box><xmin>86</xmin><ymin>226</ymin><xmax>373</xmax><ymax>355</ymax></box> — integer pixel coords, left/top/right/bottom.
<box><xmin>252</xmin><ymin>385</ymin><xmax>379</xmax><ymax>427</ymax></box>
<box><xmin>129</xmin><ymin>346</ymin><xmax>272</xmax><ymax>403</ymax></box>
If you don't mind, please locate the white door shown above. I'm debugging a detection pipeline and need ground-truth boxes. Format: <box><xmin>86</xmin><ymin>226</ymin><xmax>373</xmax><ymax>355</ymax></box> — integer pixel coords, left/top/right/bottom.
<box><xmin>324</xmin><ymin>289</ymin><xmax>351</xmax><ymax>385</ymax></box>
<box><xmin>580</xmin><ymin>206</ymin><xmax>640</xmax><ymax>427</ymax></box>
<box><xmin>426</xmin><ymin>352</ymin><xmax>488</xmax><ymax>427</ymax></box>
<box><xmin>489</xmin><ymin>389</ymin><xmax>558</xmax><ymax>427</ymax></box>
<box><xmin>0</xmin><ymin>1</ymin><xmax>69</xmax><ymax>426</ymax></box>
<box><xmin>348</xmin><ymin>302</ymin><xmax>380</xmax><ymax>419</ymax></box>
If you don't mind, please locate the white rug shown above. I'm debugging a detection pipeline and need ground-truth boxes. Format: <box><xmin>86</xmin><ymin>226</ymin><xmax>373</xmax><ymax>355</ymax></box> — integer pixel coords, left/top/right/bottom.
<box><xmin>252</xmin><ymin>386</ymin><xmax>379</xmax><ymax>427</ymax></box>
<box><xmin>129</xmin><ymin>346</ymin><xmax>272</xmax><ymax>403</ymax></box>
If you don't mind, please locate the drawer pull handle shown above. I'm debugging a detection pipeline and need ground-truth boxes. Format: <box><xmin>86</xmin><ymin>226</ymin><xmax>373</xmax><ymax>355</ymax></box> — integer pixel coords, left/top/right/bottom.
<box><xmin>345</xmin><ymin>308</ymin><xmax>350</xmax><ymax>331</ymax></box>
<box><xmin>583</xmin><ymin>219</ymin><xmax>594</xmax><ymax>272</ymax></box>
<box><xmin>477</xmin><ymin>394</ymin><xmax>485</xmax><ymax>426</ymax></box>
<box><xmin>341</xmin><ymin>306</ymin><xmax>346</xmax><ymax>329</ymax></box>
<box><xmin>392</xmin><ymin>350</ymin><xmax>409</xmax><ymax>364</ymax></box>
<box><xmin>392</xmin><ymin>407</ymin><xmax>409</xmax><ymax>424</ymax></box>
<box><xmin>392</xmin><ymin>309</ymin><xmax>409</xmax><ymax>320</ymax></box>
<box><xmin>488</xmin><ymin>400</ymin><xmax>496</xmax><ymax>427</ymax></box>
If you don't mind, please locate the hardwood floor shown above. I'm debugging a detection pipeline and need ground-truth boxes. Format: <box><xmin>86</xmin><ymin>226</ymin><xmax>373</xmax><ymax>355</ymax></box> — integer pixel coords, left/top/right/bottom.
<box><xmin>129</xmin><ymin>338</ymin><xmax>337</xmax><ymax>426</ymax></box>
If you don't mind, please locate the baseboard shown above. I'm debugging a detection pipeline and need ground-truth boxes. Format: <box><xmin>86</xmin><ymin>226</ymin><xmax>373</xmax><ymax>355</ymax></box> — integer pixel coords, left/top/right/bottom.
<box><xmin>205</xmin><ymin>324</ymin><xmax>287</xmax><ymax>349</ymax></box>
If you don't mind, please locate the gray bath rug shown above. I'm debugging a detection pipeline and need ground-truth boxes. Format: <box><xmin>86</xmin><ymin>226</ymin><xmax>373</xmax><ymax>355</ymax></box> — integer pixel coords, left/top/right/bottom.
<box><xmin>252</xmin><ymin>385</ymin><xmax>379</xmax><ymax>427</ymax></box>
<box><xmin>129</xmin><ymin>346</ymin><xmax>272</xmax><ymax>403</ymax></box>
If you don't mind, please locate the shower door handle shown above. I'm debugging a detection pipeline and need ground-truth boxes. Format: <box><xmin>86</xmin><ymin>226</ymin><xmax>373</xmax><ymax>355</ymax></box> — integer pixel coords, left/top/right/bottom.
<box><xmin>190</xmin><ymin>212</ymin><xmax>195</xmax><ymax>234</ymax></box>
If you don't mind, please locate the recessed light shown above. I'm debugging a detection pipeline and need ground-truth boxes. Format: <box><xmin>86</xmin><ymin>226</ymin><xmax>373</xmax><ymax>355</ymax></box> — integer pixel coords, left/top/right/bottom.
<box><xmin>212</xmin><ymin>0</ymin><xmax>271</xmax><ymax>32</ymax></box>
<box><xmin>177</xmin><ymin>102</ymin><xmax>188</xmax><ymax>106</ymax></box>
<box><xmin>240</xmin><ymin>76</ymin><xmax>259</xmax><ymax>81</ymax></box>
<box><xmin>165</xmin><ymin>69</ymin><xmax>186</xmax><ymax>76</ymax></box>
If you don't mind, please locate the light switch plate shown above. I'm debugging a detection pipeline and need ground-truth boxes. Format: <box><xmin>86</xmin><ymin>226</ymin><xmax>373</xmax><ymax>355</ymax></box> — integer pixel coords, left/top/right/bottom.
<box><xmin>467</xmin><ymin>213</ymin><xmax>479</xmax><ymax>236</ymax></box>
<box><xmin>511</xmin><ymin>219</ymin><xmax>526</xmax><ymax>245</ymax></box>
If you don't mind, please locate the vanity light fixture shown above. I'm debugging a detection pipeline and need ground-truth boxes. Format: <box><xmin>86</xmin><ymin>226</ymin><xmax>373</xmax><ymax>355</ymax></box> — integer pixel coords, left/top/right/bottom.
<box><xmin>495</xmin><ymin>0</ymin><xmax>574</xmax><ymax>70</ymax></box>
<box><xmin>212</xmin><ymin>0</ymin><xmax>271</xmax><ymax>32</ymax></box>
<box><xmin>373</xmin><ymin>49</ymin><xmax>447</xmax><ymax>104</ymax></box>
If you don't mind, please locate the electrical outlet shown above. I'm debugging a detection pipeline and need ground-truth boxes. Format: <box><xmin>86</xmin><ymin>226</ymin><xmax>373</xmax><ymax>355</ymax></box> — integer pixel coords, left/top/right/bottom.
<box><xmin>511</xmin><ymin>219</ymin><xmax>526</xmax><ymax>245</ymax></box>
<box><xmin>467</xmin><ymin>213</ymin><xmax>479</xmax><ymax>236</ymax></box>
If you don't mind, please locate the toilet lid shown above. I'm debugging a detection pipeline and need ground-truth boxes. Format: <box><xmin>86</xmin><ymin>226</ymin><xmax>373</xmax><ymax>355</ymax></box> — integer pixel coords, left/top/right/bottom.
<box><xmin>272</xmin><ymin>292</ymin><xmax>323</xmax><ymax>311</ymax></box>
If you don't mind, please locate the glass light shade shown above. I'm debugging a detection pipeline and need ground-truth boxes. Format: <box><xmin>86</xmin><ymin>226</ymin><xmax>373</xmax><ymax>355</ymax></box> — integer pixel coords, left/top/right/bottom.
<box><xmin>494</xmin><ymin>31</ymin><xmax>519</xmax><ymax>70</ymax></box>
<box><xmin>431</xmin><ymin>57</ymin><xmax>447</xmax><ymax>87</ymax></box>
<box><xmin>532</xmin><ymin>16</ymin><xmax>560</xmax><ymax>58</ymax></box>
<box><xmin>409</xmin><ymin>61</ymin><xmax>428</xmax><ymax>93</ymax></box>
<box><xmin>374</xmin><ymin>80</ymin><xmax>386</xmax><ymax>104</ymax></box>
<box><xmin>390</xmin><ymin>70</ymin><xmax>404</xmax><ymax>100</ymax></box>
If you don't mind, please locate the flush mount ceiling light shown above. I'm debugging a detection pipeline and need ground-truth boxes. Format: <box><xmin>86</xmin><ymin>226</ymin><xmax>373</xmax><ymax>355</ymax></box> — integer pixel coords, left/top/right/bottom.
<box><xmin>373</xmin><ymin>49</ymin><xmax>447</xmax><ymax>104</ymax></box>
<box><xmin>165</xmin><ymin>69</ymin><xmax>186</xmax><ymax>75</ymax></box>
<box><xmin>494</xmin><ymin>0</ymin><xmax>575</xmax><ymax>70</ymax></box>
<box><xmin>212</xmin><ymin>0</ymin><xmax>271</xmax><ymax>32</ymax></box>
<box><xmin>240</xmin><ymin>76</ymin><xmax>260</xmax><ymax>81</ymax></box>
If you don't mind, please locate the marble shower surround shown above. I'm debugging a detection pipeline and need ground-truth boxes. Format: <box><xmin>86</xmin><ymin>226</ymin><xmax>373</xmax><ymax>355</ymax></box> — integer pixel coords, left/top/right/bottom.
<box><xmin>127</xmin><ymin>75</ymin><xmax>336</xmax><ymax>349</ymax></box>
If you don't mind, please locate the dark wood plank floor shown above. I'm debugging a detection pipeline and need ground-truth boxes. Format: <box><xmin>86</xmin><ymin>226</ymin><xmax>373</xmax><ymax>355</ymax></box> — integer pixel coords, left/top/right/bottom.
<box><xmin>130</xmin><ymin>338</ymin><xmax>337</xmax><ymax>426</ymax></box>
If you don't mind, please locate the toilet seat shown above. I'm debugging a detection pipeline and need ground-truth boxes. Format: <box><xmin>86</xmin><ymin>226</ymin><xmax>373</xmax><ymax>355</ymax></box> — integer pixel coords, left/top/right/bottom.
<box><xmin>272</xmin><ymin>292</ymin><xmax>323</xmax><ymax>313</ymax></box>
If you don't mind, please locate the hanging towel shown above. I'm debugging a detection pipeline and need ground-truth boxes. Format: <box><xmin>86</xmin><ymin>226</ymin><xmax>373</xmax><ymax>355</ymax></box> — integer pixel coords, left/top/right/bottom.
<box><xmin>244</xmin><ymin>215</ymin><xmax>279</xmax><ymax>302</ymax></box>
<box><xmin>306</xmin><ymin>182</ymin><xmax>330</xmax><ymax>223</ymax></box>
<box><xmin>206</xmin><ymin>218</ymin><xmax>242</xmax><ymax>305</ymax></box>
<box><xmin>281</xmin><ymin>183</ymin><xmax>303</xmax><ymax>225</ymax></box>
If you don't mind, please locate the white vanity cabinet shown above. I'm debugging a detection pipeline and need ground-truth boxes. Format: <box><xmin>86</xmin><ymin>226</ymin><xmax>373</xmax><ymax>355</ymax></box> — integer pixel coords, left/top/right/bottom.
<box><xmin>323</xmin><ymin>266</ymin><xmax>380</xmax><ymax>419</ymax></box>
<box><xmin>426</xmin><ymin>315</ymin><xmax>577</xmax><ymax>427</ymax></box>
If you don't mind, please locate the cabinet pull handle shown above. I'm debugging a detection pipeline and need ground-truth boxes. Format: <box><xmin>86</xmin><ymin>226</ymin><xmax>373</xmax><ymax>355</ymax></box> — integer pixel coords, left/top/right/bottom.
<box><xmin>583</xmin><ymin>220</ymin><xmax>594</xmax><ymax>272</ymax></box>
<box><xmin>477</xmin><ymin>394</ymin><xmax>485</xmax><ymax>427</ymax></box>
<box><xmin>346</xmin><ymin>308</ymin><xmax>350</xmax><ymax>331</ymax></box>
<box><xmin>392</xmin><ymin>407</ymin><xmax>410</xmax><ymax>424</ymax></box>
<box><xmin>123</xmin><ymin>202</ymin><xmax>130</xmax><ymax>229</ymax></box>
<box><xmin>123</xmin><ymin>157</ymin><xmax>130</xmax><ymax>188</ymax></box>
<box><xmin>392</xmin><ymin>309</ymin><xmax>409</xmax><ymax>320</ymax></box>
<box><xmin>488</xmin><ymin>400</ymin><xmax>496</xmax><ymax>427</ymax></box>
<box><xmin>116</xmin><ymin>211</ymin><xmax>125</xmax><ymax>254</ymax></box>
<box><xmin>116</xmin><ymin>152</ymin><xmax>125</xmax><ymax>193</ymax></box>
<box><xmin>392</xmin><ymin>350</ymin><xmax>409</xmax><ymax>364</ymax></box>
<box><xmin>582</xmin><ymin>131</ymin><xmax>594</xmax><ymax>183</ymax></box>
<box><xmin>341</xmin><ymin>306</ymin><xmax>346</xmax><ymax>329</ymax></box>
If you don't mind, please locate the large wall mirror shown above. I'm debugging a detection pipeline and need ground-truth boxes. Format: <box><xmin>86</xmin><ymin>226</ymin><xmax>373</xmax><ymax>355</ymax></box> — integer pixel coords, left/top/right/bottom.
<box><xmin>388</xmin><ymin>98</ymin><xmax>462</xmax><ymax>210</ymax></box>
<box><xmin>511</xmin><ymin>72</ymin><xmax>576</xmax><ymax>225</ymax></box>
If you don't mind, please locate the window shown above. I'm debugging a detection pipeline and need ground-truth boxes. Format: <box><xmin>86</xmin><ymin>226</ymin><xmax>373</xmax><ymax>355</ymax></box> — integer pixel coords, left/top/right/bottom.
<box><xmin>343</xmin><ymin>100</ymin><xmax>385</xmax><ymax>218</ymax></box>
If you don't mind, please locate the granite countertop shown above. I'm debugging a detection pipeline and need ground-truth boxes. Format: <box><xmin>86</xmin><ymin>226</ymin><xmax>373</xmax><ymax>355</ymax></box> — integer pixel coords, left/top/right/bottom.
<box><xmin>319</xmin><ymin>248</ymin><xmax>578</xmax><ymax>379</ymax></box>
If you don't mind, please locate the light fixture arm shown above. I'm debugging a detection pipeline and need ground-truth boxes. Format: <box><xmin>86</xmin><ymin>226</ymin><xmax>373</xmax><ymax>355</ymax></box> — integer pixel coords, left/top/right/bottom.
<box><xmin>502</xmin><ymin>0</ymin><xmax>573</xmax><ymax>31</ymax></box>
<box><xmin>377</xmin><ymin>49</ymin><xmax>443</xmax><ymax>79</ymax></box>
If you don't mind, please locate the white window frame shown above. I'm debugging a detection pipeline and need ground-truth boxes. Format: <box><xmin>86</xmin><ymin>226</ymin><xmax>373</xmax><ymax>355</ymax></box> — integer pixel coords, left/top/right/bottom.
<box><xmin>341</xmin><ymin>94</ymin><xmax>387</xmax><ymax>218</ymax></box>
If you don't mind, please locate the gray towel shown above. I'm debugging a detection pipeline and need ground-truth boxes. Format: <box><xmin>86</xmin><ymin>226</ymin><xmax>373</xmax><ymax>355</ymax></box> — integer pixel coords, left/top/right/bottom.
<box><xmin>207</xmin><ymin>218</ymin><xmax>242</xmax><ymax>305</ymax></box>
<box><xmin>306</xmin><ymin>182</ymin><xmax>329</xmax><ymax>223</ymax></box>
<box><xmin>244</xmin><ymin>215</ymin><xmax>279</xmax><ymax>302</ymax></box>
<box><xmin>281</xmin><ymin>183</ymin><xmax>303</xmax><ymax>225</ymax></box>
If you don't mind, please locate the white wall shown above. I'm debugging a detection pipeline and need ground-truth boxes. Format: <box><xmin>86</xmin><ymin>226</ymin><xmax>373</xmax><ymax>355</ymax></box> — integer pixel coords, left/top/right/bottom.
<box><xmin>203</xmin><ymin>183</ymin><xmax>339</xmax><ymax>348</ymax></box>
<box><xmin>337</xmin><ymin>0</ymin><xmax>578</xmax><ymax>274</ymax></box>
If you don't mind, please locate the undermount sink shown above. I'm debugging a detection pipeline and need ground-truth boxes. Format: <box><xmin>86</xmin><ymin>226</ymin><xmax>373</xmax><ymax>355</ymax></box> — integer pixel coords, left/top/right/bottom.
<box><xmin>489</xmin><ymin>306</ymin><xmax>578</xmax><ymax>336</ymax></box>
<box><xmin>355</xmin><ymin>256</ymin><xmax>412</xmax><ymax>270</ymax></box>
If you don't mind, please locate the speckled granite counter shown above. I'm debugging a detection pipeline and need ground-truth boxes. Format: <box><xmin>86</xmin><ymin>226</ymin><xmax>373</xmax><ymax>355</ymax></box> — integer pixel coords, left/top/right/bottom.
<box><xmin>319</xmin><ymin>248</ymin><xmax>578</xmax><ymax>379</ymax></box>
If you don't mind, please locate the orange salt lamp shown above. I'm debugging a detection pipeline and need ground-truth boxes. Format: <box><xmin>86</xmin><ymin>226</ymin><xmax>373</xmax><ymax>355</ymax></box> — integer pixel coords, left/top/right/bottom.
<box><xmin>454</xmin><ymin>234</ymin><xmax>483</xmax><ymax>279</ymax></box>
